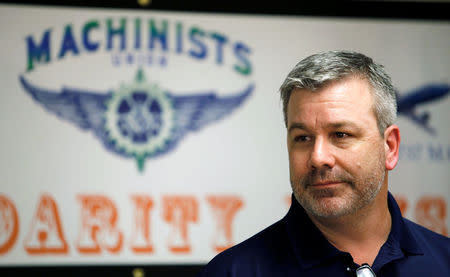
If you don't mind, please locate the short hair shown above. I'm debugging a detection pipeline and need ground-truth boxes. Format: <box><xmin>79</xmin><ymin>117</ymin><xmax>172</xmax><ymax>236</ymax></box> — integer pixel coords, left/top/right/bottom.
<box><xmin>279</xmin><ymin>50</ymin><xmax>397</xmax><ymax>135</ymax></box>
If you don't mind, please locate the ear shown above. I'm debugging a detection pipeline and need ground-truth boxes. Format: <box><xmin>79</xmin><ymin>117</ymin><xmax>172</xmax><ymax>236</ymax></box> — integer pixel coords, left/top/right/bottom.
<box><xmin>384</xmin><ymin>125</ymin><xmax>400</xmax><ymax>170</ymax></box>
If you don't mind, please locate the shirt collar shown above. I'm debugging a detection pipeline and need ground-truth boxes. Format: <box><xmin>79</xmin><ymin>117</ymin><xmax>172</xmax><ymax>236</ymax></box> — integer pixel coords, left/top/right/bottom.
<box><xmin>284</xmin><ymin>192</ymin><xmax>423</xmax><ymax>270</ymax></box>
<box><xmin>284</xmin><ymin>194</ymin><xmax>342</xmax><ymax>269</ymax></box>
<box><xmin>385</xmin><ymin>192</ymin><xmax>423</xmax><ymax>256</ymax></box>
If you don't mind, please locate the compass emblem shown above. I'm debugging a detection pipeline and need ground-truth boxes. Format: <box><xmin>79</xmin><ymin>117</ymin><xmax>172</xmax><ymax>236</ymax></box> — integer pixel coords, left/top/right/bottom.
<box><xmin>105</xmin><ymin>70</ymin><xmax>174</xmax><ymax>169</ymax></box>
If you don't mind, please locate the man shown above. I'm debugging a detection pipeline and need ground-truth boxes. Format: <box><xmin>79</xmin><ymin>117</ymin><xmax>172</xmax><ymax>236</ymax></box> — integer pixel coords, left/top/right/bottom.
<box><xmin>197</xmin><ymin>50</ymin><xmax>449</xmax><ymax>276</ymax></box>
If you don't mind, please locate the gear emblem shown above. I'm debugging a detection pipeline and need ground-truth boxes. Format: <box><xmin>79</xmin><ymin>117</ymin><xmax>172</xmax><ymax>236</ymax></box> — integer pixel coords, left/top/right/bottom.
<box><xmin>105</xmin><ymin>69</ymin><xmax>174</xmax><ymax>170</ymax></box>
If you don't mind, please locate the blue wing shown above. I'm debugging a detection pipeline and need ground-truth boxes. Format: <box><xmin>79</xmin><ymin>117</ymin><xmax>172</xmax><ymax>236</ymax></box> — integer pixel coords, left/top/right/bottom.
<box><xmin>397</xmin><ymin>83</ymin><xmax>449</xmax><ymax>112</ymax></box>
<box><xmin>166</xmin><ymin>83</ymin><xmax>254</xmax><ymax>148</ymax></box>
<box><xmin>20</xmin><ymin>76</ymin><xmax>111</xmax><ymax>131</ymax></box>
<box><xmin>18</xmin><ymin>76</ymin><xmax>129</xmax><ymax>155</ymax></box>
<box><xmin>396</xmin><ymin>83</ymin><xmax>449</xmax><ymax>136</ymax></box>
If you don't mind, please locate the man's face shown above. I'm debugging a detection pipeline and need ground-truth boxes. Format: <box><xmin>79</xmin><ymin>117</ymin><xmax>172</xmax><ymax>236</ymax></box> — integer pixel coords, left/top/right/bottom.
<box><xmin>287</xmin><ymin>77</ymin><xmax>387</xmax><ymax>219</ymax></box>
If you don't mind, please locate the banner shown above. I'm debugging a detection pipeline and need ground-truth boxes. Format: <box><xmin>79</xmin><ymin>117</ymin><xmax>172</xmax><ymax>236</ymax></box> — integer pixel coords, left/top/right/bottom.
<box><xmin>0</xmin><ymin>3</ymin><xmax>449</xmax><ymax>266</ymax></box>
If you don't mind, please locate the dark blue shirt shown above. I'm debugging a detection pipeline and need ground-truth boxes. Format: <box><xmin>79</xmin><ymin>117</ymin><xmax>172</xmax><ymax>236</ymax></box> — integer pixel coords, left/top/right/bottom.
<box><xmin>198</xmin><ymin>192</ymin><xmax>449</xmax><ymax>276</ymax></box>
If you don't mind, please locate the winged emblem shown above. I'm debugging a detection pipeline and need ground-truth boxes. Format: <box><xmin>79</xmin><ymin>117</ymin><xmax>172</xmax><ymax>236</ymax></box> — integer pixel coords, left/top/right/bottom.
<box><xmin>396</xmin><ymin>83</ymin><xmax>449</xmax><ymax>135</ymax></box>
<box><xmin>20</xmin><ymin>69</ymin><xmax>254</xmax><ymax>172</ymax></box>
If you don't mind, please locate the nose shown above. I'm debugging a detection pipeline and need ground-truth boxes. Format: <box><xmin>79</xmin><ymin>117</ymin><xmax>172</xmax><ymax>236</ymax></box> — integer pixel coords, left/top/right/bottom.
<box><xmin>308</xmin><ymin>137</ymin><xmax>336</xmax><ymax>170</ymax></box>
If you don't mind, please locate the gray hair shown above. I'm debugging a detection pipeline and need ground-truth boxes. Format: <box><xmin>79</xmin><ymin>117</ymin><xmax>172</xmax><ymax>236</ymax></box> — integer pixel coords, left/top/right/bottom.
<box><xmin>279</xmin><ymin>50</ymin><xmax>397</xmax><ymax>135</ymax></box>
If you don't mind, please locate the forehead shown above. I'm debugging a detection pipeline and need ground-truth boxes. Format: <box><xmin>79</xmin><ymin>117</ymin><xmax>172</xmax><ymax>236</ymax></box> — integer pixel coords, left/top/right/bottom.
<box><xmin>287</xmin><ymin>77</ymin><xmax>377</xmax><ymax>128</ymax></box>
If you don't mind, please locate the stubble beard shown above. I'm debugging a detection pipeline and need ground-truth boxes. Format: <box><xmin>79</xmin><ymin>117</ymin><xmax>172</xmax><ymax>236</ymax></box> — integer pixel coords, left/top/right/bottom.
<box><xmin>291</xmin><ymin>152</ymin><xmax>385</xmax><ymax>219</ymax></box>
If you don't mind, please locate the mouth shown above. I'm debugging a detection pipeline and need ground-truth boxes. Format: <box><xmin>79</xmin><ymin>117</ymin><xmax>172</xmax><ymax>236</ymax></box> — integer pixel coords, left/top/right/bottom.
<box><xmin>310</xmin><ymin>181</ymin><xmax>343</xmax><ymax>188</ymax></box>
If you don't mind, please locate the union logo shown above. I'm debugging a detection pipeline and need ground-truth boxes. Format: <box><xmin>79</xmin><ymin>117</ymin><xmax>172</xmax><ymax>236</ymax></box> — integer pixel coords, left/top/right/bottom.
<box><xmin>19</xmin><ymin>16</ymin><xmax>256</xmax><ymax>171</ymax></box>
<box><xmin>20</xmin><ymin>69</ymin><xmax>254</xmax><ymax>171</ymax></box>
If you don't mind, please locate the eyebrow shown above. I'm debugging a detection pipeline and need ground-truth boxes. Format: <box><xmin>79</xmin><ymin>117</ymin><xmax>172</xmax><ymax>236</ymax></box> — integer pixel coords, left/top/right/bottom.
<box><xmin>327</xmin><ymin>122</ymin><xmax>362</xmax><ymax>131</ymax></box>
<box><xmin>287</xmin><ymin>122</ymin><xmax>307</xmax><ymax>134</ymax></box>
<box><xmin>288</xmin><ymin>121</ymin><xmax>363</xmax><ymax>134</ymax></box>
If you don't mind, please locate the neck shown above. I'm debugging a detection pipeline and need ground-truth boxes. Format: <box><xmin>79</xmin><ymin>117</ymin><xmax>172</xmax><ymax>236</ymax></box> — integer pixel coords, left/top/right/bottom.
<box><xmin>308</xmin><ymin>187</ymin><xmax>392</xmax><ymax>266</ymax></box>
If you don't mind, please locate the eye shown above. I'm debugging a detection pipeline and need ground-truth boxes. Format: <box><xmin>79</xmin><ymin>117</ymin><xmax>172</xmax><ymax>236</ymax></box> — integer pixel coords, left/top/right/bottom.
<box><xmin>334</xmin><ymin>132</ymin><xmax>349</xmax><ymax>139</ymax></box>
<box><xmin>294</xmin><ymin>135</ymin><xmax>311</xmax><ymax>142</ymax></box>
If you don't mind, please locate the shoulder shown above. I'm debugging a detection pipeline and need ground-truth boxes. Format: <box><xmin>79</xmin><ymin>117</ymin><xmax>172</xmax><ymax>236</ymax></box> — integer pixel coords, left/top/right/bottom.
<box><xmin>197</xmin><ymin>217</ymin><xmax>295</xmax><ymax>277</ymax></box>
<box><xmin>403</xmin><ymin>217</ymin><xmax>450</xmax><ymax>257</ymax></box>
